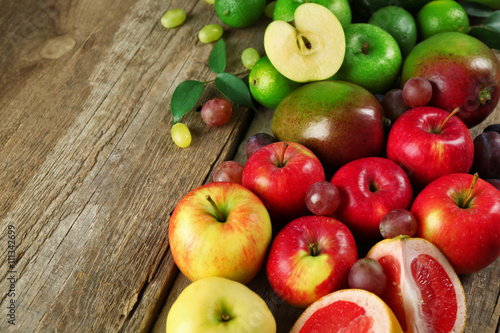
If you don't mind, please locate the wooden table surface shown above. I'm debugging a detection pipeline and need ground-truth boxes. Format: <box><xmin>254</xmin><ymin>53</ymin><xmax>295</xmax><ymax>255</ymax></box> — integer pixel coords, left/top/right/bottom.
<box><xmin>1</xmin><ymin>0</ymin><xmax>499</xmax><ymax>332</ymax></box>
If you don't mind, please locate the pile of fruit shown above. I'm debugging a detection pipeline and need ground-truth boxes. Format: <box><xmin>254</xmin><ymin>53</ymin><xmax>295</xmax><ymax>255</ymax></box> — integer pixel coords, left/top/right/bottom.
<box><xmin>164</xmin><ymin>0</ymin><xmax>500</xmax><ymax>332</ymax></box>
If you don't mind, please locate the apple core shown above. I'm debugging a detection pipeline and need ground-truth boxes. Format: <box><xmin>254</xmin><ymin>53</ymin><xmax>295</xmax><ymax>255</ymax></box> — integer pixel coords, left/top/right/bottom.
<box><xmin>264</xmin><ymin>3</ymin><xmax>346</xmax><ymax>82</ymax></box>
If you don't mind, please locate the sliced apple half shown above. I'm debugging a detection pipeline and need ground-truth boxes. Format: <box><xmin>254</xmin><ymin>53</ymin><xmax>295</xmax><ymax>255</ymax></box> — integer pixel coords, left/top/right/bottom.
<box><xmin>264</xmin><ymin>3</ymin><xmax>345</xmax><ymax>82</ymax></box>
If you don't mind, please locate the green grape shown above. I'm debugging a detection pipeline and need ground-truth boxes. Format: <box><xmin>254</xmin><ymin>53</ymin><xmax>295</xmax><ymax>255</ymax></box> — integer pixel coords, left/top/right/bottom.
<box><xmin>198</xmin><ymin>24</ymin><xmax>223</xmax><ymax>43</ymax></box>
<box><xmin>241</xmin><ymin>48</ymin><xmax>260</xmax><ymax>70</ymax></box>
<box><xmin>264</xmin><ymin>1</ymin><xmax>276</xmax><ymax>19</ymax></box>
<box><xmin>161</xmin><ymin>9</ymin><xmax>186</xmax><ymax>29</ymax></box>
<box><xmin>205</xmin><ymin>0</ymin><xmax>215</xmax><ymax>4</ymax></box>
<box><xmin>171</xmin><ymin>123</ymin><xmax>192</xmax><ymax>148</ymax></box>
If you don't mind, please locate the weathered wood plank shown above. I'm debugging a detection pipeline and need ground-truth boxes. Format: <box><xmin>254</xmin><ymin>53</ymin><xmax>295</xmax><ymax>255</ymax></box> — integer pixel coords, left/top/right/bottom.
<box><xmin>0</xmin><ymin>0</ymin><xmax>266</xmax><ymax>331</ymax></box>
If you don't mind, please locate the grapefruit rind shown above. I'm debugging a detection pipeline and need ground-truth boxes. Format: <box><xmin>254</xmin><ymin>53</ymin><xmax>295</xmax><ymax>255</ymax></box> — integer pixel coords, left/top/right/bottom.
<box><xmin>290</xmin><ymin>288</ymin><xmax>403</xmax><ymax>333</ymax></box>
<box><xmin>366</xmin><ymin>237</ymin><xmax>466</xmax><ymax>333</ymax></box>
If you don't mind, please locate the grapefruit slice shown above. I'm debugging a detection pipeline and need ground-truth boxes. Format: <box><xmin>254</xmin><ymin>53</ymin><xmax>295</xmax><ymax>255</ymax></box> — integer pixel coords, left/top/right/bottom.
<box><xmin>366</xmin><ymin>237</ymin><xmax>466</xmax><ymax>333</ymax></box>
<box><xmin>290</xmin><ymin>289</ymin><xmax>403</xmax><ymax>333</ymax></box>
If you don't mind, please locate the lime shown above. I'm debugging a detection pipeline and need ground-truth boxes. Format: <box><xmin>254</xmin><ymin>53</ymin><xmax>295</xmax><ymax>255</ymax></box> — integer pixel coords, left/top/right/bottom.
<box><xmin>249</xmin><ymin>55</ymin><xmax>302</xmax><ymax>109</ymax></box>
<box><xmin>265</xmin><ymin>1</ymin><xmax>277</xmax><ymax>19</ymax></box>
<box><xmin>214</xmin><ymin>0</ymin><xmax>266</xmax><ymax>28</ymax></box>
<box><xmin>369</xmin><ymin>6</ymin><xmax>417</xmax><ymax>57</ymax></box>
<box><xmin>417</xmin><ymin>0</ymin><xmax>469</xmax><ymax>40</ymax></box>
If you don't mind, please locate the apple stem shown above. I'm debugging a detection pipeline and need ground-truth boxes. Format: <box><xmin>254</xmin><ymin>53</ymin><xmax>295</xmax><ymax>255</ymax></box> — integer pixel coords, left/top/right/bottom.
<box><xmin>361</xmin><ymin>42</ymin><xmax>370</xmax><ymax>55</ymax></box>
<box><xmin>309</xmin><ymin>242</ymin><xmax>319</xmax><ymax>257</ymax></box>
<box><xmin>206</xmin><ymin>195</ymin><xmax>225</xmax><ymax>222</ymax></box>
<box><xmin>436</xmin><ymin>107</ymin><xmax>460</xmax><ymax>134</ymax></box>
<box><xmin>277</xmin><ymin>142</ymin><xmax>289</xmax><ymax>168</ymax></box>
<box><xmin>462</xmin><ymin>173</ymin><xmax>479</xmax><ymax>209</ymax></box>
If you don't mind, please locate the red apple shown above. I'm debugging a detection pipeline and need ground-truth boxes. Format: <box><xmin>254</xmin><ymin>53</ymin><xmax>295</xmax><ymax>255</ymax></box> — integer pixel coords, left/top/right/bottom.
<box><xmin>169</xmin><ymin>182</ymin><xmax>273</xmax><ymax>284</ymax></box>
<box><xmin>330</xmin><ymin>157</ymin><xmax>413</xmax><ymax>240</ymax></box>
<box><xmin>242</xmin><ymin>141</ymin><xmax>325</xmax><ymax>229</ymax></box>
<box><xmin>386</xmin><ymin>106</ymin><xmax>474</xmax><ymax>192</ymax></box>
<box><xmin>266</xmin><ymin>215</ymin><xmax>358</xmax><ymax>308</ymax></box>
<box><xmin>411</xmin><ymin>173</ymin><xmax>500</xmax><ymax>274</ymax></box>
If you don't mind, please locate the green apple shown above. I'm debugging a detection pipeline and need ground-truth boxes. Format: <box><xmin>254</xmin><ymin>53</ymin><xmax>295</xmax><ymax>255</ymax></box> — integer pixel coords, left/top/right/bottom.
<box><xmin>167</xmin><ymin>277</ymin><xmax>277</xmax><ymax>332</ymax></box>
<box><xmin>273</xmin><ymin>0</ymin><xmax>352</xmax><ymax>28</ymax></box>
<box><xmin>168</xmin><ymin>182</ymin><xmax>272</xmax><ymax>284</ymax></box>
<box><xmin>368</xmin><ymin>6</ymin><xmax>417</xmax><ymax>57</ymax></box>
<box><xmin>331</xmin><ymin>23</ymin><xmax>402</xmax><ymax>94</ymax></box>
<box><xmin>264</xmin><ymin>3</ymin><xmax>345</xmax><ymax>82</ymax></box>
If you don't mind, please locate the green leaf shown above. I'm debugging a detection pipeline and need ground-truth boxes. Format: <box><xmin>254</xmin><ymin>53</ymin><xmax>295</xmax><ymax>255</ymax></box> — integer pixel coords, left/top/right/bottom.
<box><xmin>485</xmin><ymin>10</ymin><xmax>500</xmax><ymax>32</ymax></box>
<box><xmin>170</xmin><ymin>80</ymin><xmax>205</xmax><ymax>124</ymax></box>
<box><xmin>215</xmin><ymin>73</ymin><xmax>257</xmax><ymax>112</ymax></box>
<box><xmin>209</xmin><ymin>39</ymin><xmax>226</xmax><ymax>74</ymax></box>
<box><xmin>461</xmin><ymin>1</ymin><xmax>493</xmax><ymax>18</ymax></box>
<box><xmin>468</xmin><ymin>26</ymin><xmax>500</xmax><ymax>50</ymax></box>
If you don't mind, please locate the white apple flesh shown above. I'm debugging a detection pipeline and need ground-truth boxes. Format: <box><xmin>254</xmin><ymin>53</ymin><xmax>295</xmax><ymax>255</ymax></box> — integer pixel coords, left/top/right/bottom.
<box><xmin>264</xmin><ymin>3</ymin><xmax>345</xmax><ymax>82</ymax></box>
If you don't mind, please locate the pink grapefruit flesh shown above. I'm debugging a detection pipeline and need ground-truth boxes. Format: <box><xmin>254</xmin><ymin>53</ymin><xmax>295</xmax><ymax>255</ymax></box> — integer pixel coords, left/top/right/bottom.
<box><xmin>367</xmin><ymin>237</ymin><xmax>466</xmax><ymax>333</ymax></box>
<box><xmin>290</xmin><ymin>289</ymin><xmax>403</xmax><ymax>333</ymax></box>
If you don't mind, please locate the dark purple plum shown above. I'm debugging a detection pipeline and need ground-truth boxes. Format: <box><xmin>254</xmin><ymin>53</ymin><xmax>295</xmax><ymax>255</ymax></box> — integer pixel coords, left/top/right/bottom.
<box><xmin>484</xmin><ymin>124</ymin><xmax>500</xmax><ymax>134</ymax></box>
<box><xmin>382</xmin><ymin>89</ymin><xmax>411</xmax><ymax>122</ymax></box>
<box><xmin>471</xmin><ymin>131</ymin><xmax>500</xmax><ymax>179</ymax></box>
<box><xmin>486</xmin><ymin>179</ymin><xmax>500</xmax><ymax>191</ymax></box>
<box><xmin>246</xmin><ymin>133</ymin><xmax>278</xmax><ymax>159</ymax></box>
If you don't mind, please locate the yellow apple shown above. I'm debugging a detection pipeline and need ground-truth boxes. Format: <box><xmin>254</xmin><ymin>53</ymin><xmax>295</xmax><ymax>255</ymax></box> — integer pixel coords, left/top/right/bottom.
<box><xmin>264</xmin><ymin>3</ymin><xmax>345</xmax><ymax>82</ymax></box>
<box><xmin>166</xmin><ymin>277</ymin><xmax>277</xmax><ymax>333</ymax></box>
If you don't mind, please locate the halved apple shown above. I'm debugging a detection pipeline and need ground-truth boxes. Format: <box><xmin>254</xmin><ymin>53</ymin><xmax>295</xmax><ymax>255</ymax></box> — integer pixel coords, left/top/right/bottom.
<box><xmin>264</xmin><ymin>3</ymin><xmax>345</xmax><ymax>82</ymax></box>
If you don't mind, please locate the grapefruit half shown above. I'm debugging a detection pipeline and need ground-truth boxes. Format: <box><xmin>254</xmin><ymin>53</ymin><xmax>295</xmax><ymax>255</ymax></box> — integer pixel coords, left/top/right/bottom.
<box><xmin>290</xmin><ymin>288</ymin><xmax>403</xmax><ymax>333</ymax></box>
<box><xmin>366</xmin><ymin>237</ymin><xmax>466</xmax><ymax>333</ymax></box>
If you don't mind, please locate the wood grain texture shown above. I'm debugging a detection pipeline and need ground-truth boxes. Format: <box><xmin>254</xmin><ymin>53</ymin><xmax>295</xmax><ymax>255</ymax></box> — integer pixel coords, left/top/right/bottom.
<box><xmin>0</xmin><ymin>0</ymin><xmax>264</xmax><ymax>331</ymax></box>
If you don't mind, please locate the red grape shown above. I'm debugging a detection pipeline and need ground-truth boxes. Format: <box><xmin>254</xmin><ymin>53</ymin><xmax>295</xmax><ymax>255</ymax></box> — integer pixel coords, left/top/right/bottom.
<box><xmin>379</xmin><ymin>208</ymin><xmax>417</xmax><ymax>239</ymax></box>
<box><xmin>381</xmin><ymin>89</ymin><xmax>411</xmax><ymax>122</ymax></box>
<box><xmin>246</xmin><ymin>133</ymin><xmax>278</xmax><ymax>159</ymax></box>
<box><xmin>212</xmin><ymin>161</ymin><xmax>244</xmax><ymax>184</ymax></box>
<box><xmin>402</xmin><ymin>77</ymin><xmax>433</xmax><ymax>107</ymax></box>
<box><xmin>348</xmin><ymin>258</ymin><xmax>387</xmax><ymax>297</ymax></box>
<box><xmin>305</xmin><ymin>181</ymin><xmax>341</xmax><ymax>216</ymax></box>
<box><xmin>201</xmin><ymin>98</ymin><xmax>232</xmax><ymax>127</ymax></box>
